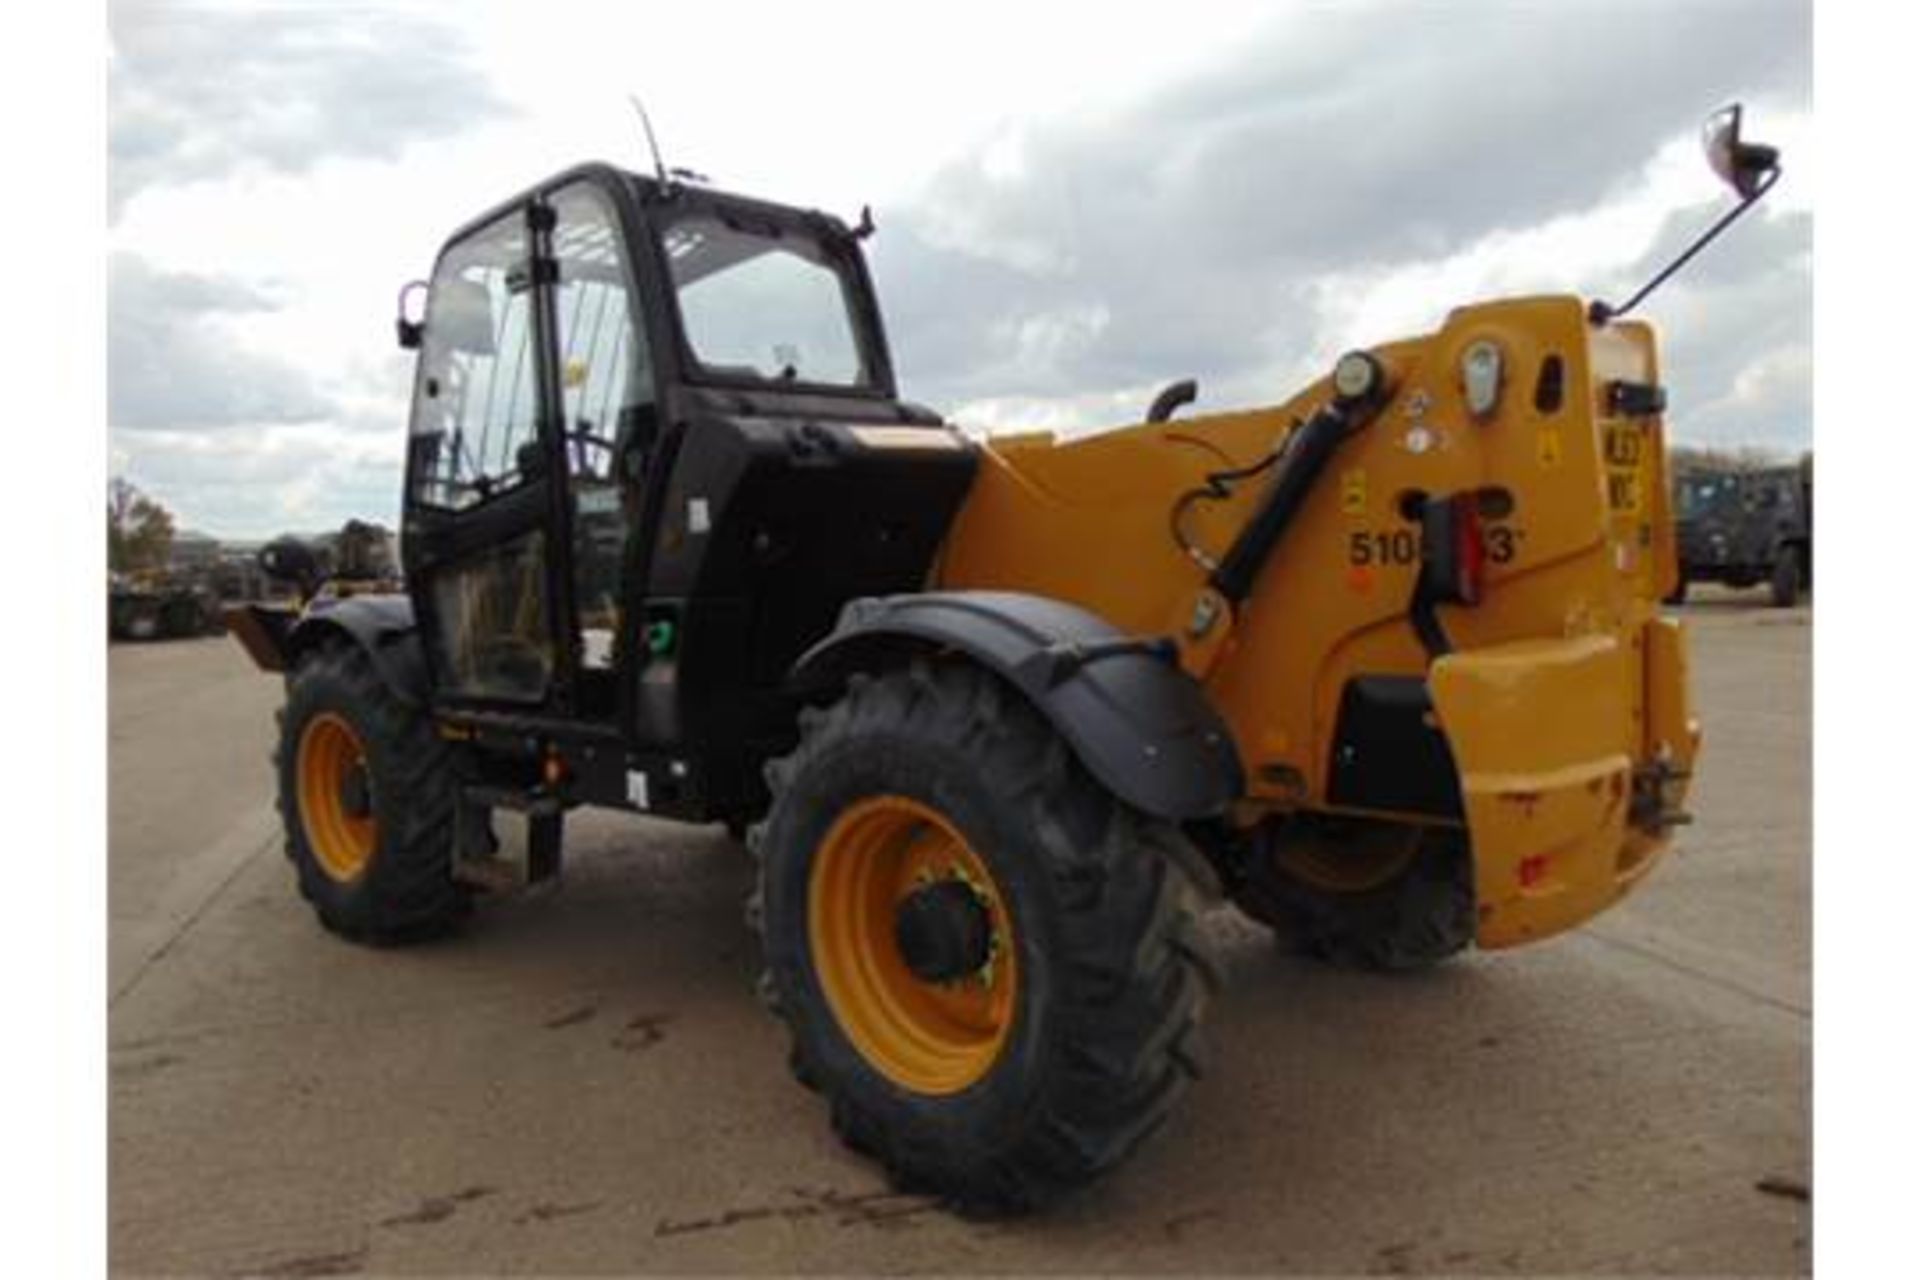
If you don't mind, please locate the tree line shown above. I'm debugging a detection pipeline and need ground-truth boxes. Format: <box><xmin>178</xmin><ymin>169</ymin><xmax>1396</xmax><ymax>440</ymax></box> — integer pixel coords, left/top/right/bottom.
<box><xmin>1669</xmin><ymin>444</ymin><xmax>1813</xmax><ymax>476</ymax></box>
<box><xmin>108</xmin><ymin>478</ymin><xmax>175</xmax><ymax>574</ymax></box>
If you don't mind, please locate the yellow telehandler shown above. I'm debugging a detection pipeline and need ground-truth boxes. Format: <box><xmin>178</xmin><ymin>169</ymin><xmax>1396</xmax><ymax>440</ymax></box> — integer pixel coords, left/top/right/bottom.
<box><xmin>230</xmin><ymin>104</ymin><xmax>1780</xmax><ymax>1209</ymax></box>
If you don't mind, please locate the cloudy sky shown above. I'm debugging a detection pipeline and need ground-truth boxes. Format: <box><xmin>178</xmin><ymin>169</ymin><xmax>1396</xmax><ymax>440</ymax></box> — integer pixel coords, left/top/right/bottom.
<box><xmin>107</xmin><ymin>0</ymin><xmax>1811</xmax><ymax>539</ymax></box>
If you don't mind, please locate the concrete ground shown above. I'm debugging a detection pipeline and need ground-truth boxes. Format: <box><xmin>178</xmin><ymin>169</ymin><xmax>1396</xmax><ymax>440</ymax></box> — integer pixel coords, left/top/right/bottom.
<box><xmin>108</xmin><ymin>586</ymin><xmax>1810</xmax><ymax>1276</ymax></box>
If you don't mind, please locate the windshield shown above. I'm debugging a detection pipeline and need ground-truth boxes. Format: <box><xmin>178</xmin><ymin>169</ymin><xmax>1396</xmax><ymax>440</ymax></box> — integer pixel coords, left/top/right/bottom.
<box><xmin>1676</xmin><ymin>475</ymin><xmax>1738</xmax><ymax>518</ymax></box>
<box><xmin>663</xmin><ymin>213</ymin><xmax>868</xmax><ymax>388</ymax></box>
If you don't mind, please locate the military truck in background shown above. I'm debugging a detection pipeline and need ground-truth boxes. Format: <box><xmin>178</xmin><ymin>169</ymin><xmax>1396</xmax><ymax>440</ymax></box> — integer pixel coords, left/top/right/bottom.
<box><xmin>1670</xmin><ymin>457</ymin><xmax>1811</xmax><ymax>606</ymax></box>
<box><xmin>109</xmin><ymin>571</ymin><xmax>223</xmax><ymax>640</ymax></box>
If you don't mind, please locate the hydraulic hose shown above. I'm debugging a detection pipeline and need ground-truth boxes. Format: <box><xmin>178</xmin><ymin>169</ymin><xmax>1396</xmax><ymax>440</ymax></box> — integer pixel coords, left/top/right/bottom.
<box><xmin>1206</xmin><ymin>388</ymin><xmax>1383</xmax><ymax>606</ymax></box>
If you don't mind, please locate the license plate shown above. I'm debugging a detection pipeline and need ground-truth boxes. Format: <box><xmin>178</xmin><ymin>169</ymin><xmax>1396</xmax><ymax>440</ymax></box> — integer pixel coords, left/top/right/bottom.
<box><xmin>1604</xmin><ymin>425</ymin><xmax>1646</xmax><ymax>515</ymax></box>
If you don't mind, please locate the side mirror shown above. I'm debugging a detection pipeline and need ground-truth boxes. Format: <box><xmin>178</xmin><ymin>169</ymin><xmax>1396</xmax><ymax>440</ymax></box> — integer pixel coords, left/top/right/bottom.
<box><xmin>1702</xmin><ymin>103</ymin><xmax>1779</xmax><ymax>199</ymax></box>
<box><xmin>1590</xmin><ymin>103</ymin><xmax>1781</xmax><ymax>325</ymax></box>
<box><xmin>395</xmin><ymin>280</ymin><xmax>428</xmax><ymax>350</ymax></box>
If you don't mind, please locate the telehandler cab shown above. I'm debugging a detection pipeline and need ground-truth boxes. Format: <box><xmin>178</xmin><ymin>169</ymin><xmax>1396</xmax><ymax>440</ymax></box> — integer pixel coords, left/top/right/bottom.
<box><xmin>231</xmin><ymin>105</ymin><xmax>1780</xmax><ymax>1209</ymax></box>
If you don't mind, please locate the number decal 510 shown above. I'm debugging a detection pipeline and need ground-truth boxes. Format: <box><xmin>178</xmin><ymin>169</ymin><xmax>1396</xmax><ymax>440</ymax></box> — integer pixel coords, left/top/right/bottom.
<box><xmin>1346</xmin><ymin>526</ymin><xmax>1520</xmax><ymax>566</ymax></box>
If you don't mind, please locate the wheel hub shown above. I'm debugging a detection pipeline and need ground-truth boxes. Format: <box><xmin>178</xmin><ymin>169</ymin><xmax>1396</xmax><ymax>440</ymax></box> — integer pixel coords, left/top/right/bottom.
<box><xmin>806</xmin><ymin>794</ymin><xmax>1019</xmax><ymax>1095</ymax></box>
<box><xmin>339</xmin><ymin>763</ymin><xmax>372</xmax><ymax>819</ymax></box>
<box><xmin>894</xmin><ymin>879</ymin><xmax>993</xmax><ymax>983</ymax></box>
<box><xmin>296</xmin><ymin>711</ymin><xmax>379</xmax><ymax>883</ymax></box>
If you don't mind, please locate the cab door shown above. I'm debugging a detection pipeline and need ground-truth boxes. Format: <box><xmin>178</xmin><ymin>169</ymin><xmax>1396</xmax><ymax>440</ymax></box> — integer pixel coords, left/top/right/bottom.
<box><xmin>403</xmin><ymin>200</ymin><xmax>569</xmax><ymax>708</ymax></box>
<box><xmin>545</xmin><ymin>179</ymin><xmax>661</xmax><ymax>722</ymax></box>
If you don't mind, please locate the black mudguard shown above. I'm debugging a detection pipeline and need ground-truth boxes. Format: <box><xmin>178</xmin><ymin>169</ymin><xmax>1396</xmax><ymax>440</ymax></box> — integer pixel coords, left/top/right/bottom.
<box><xmin>792</xmin><ymin>591</ymin><xmax>1244</xmax><ymax>822</ymax></box>
<box><xmin>232</xmin><ymin>594</ymin><xmax>430</xmax><ymax>710</ymax></box>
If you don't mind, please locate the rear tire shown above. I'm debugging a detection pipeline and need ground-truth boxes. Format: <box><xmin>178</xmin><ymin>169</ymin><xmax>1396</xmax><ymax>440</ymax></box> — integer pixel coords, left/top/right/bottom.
<box><xmin>1228</xmin><ymin>822</ymin><xmax>1474</xmax><ymax>971</ymax></box>
<box><xmin>1770</xmin><ymin>546</ymin><xmax>1804</xmax><ymax>607</ymax></box>
<box><xmin>751</xmin><ymin>659</ymin><xmax>1216</xmax><ymax>1212</ymax></box>
<box><xmin>277</xmin><ymin>643</ymin><xmax>470</xmax><ymax>944</ymax></box>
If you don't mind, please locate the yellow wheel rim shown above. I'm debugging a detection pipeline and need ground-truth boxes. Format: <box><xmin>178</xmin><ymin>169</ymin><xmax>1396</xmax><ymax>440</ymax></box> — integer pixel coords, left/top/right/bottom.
<box><xmin>1274</xmin><ymin>825</ymin><xmax>1421</xmax><ymax>894</ymax></box>
<box><xmin>807</xmin><ymin>795</ymin><xmax>1018</xmax><ymax>1095</ymax></box>
<box><xmin>296</xmin><ymin>711</ymin><xmax>378</xmax><ymax>882</ymax></box>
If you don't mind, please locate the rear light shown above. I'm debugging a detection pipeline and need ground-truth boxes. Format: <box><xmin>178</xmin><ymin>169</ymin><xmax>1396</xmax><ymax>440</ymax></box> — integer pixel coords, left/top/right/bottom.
<box><xmin>1419</xmin><ymin>491</ymin><xmax>1486</xmax><ymax>606</ymax></box>
<box><xmin>1410</xmin><ymin>488</ymin><xmax>1494</xmax><ymax>662</ymax></box>
<box><xmin>1451</xmin><ymin>492</ymin><xmax>1486</xmax><ymax>605</ymax></box>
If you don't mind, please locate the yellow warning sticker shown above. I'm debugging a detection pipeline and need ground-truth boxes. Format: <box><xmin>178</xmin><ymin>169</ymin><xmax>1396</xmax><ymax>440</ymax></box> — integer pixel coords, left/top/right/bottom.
<box><xmin>1537</xmin><ymin>429</ymin><xmax>1563</xmax><ymax>468</ymax></box>
<box><xmin>1340</xmin><ymin>468</ymin><xmax>1367</xmax><ymax>516</ymax></box>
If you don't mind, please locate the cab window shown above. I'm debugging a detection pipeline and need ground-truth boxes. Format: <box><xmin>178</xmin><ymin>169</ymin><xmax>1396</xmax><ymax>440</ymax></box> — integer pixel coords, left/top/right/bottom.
<box><xmin>664</xmin><ymin>213</ymin><xmax>866</xmax><ymax>387</ymax></box>
<box><xmin>408</xmin><ymin>216</ymin><xmax>541</xmax><ymax>510</ymax></box>
<box><xmin>551</xmin><ymin>183</ymin><xmax>651</xmax><ymax>673</ymax></box>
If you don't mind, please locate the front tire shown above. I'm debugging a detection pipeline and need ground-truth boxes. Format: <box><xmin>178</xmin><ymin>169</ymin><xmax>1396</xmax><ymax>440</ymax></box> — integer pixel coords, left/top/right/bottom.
<box><xmin>751</xmin><ymin>660</ymin><xmax>1215</xmax><ymax>1212</ymax></box>
<box><xmin>277</xmin><ymin>643</ymin><xmax>470</xmax><ymax>943</ymax></box>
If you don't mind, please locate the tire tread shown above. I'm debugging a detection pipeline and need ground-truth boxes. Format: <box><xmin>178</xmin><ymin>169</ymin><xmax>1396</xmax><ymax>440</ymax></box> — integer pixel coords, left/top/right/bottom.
<box><xmin>752</xmin><ymin>661</ymin><xmax>1213</xmax><ymax>1212</ymax></box>
<box><xmin>276</xmin><ymin>642</ymin><xmax>470</xmax><ymax>944</ymax></box>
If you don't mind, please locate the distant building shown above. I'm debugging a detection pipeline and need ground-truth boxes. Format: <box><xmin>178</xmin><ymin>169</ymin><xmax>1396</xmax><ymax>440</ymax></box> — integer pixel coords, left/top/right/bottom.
<box><xmin>169</xmin><ymin>531</ymin><xmax>222</xmax><ymax>571</ymax></box>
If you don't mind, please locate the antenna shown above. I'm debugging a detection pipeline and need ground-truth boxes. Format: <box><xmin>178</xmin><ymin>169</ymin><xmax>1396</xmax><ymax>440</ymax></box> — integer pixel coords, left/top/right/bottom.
<box><xmin>627</xmin><ymin>94</ymin><xmax>669</xmax><ymax>186</ymax></box>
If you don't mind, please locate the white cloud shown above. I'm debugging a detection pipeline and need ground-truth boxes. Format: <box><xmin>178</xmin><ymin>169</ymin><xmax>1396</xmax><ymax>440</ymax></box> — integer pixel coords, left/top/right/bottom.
<box><xmin>108</xmin><ymin>0</ymin><xmax>514</xmax><ymax>218</ymax></box>
<box><xmin>105</xmin><ymin>0</ymin><xmax>1812</xmax><ymax>534</ymax></box>
<box><xmin>947</xmin><ymin>383</ymin><xmax>1174</xmax><ymax>441</ymax></box>
<box><xmin>112</xmin><ymin>422</ymin><xmax>401</xmax><ymax>538</ymax></box>
<box><xmin>108</xmin><ymin>253</ymin><xmax>334</xmax><ymax>430</ymax></box>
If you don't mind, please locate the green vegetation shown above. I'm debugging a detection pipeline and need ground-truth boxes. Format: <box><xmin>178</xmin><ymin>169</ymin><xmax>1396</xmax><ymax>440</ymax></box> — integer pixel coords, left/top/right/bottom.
<box><xmin>108</xmin><ymin>477</ymin><xmax>176</xmax><ymax>573</ymax></box>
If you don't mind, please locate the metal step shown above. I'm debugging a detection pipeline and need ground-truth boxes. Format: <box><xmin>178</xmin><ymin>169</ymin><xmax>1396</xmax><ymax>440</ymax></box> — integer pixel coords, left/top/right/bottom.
<box><xmin>452</xmin><ymin>789</ymin><xmax>564</xmax><ymax>890</ymax></box>
<box><xmin>460</xmin><ymin>783</ymin><xmax>563</xmax><ymax>816</ymax></box>
<box><xmin>451</xmin><ymin>854</ymin><xmax>526</xmax><ymax>893</ymax></box>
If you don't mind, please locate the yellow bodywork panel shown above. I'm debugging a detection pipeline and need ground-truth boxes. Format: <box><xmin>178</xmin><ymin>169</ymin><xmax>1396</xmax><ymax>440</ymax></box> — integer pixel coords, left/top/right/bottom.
<box><xmin>1381</xmin><ymin>600</ymin><xmax>1697</xmax><ymax>952</ymax></box>
<box><xmin>936</xmin><ymin>403</ymin><xmax>1297</xmax><ymax>637</ymax></box>
<box><xmin>938</xmin><ymin>297</ymin><xmax>1669</xmax><ymax>800</ymax></box>
<box><xmin>1426</xmin><ymin>630</ymin><xmax>1692</xmax><ymax>948</ymax></box>
<box><xmin>935</xmin><ymin>294</ymin><xmax>1698</xmax><ymax>948</ymax></box>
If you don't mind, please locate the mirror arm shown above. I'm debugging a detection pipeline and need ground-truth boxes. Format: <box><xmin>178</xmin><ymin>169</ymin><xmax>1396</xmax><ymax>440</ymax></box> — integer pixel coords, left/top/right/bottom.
<box><xmin>1588</xmin><ymin>164</ymin><xmax>1780</xmax><ymax>326</ymax></box>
